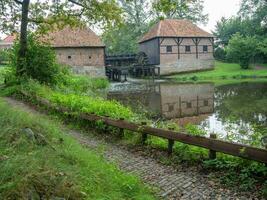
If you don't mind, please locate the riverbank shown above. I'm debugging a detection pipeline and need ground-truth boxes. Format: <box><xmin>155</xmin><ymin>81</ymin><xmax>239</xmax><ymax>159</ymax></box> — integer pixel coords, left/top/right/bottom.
<box><xmin>1</xmin><ymin>66</ymin><xmax>267</xmax><ymax>198</ymax></box>
<box><xmin>168</xmin><ymin>61</ymin><xmax>267</xmax><ymax>84</ymax></box>
<box><xmin>0</xmin><ymin>97</ymin><xmax>155</xmax><ymax>199</ymax></box>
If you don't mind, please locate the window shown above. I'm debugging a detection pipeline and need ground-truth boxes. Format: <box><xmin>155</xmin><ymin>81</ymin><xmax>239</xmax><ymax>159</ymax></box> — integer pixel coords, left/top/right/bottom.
<box><xmin>186</xmin><ymin>102</ymin><xmax>192</xmax><ymax>108</ymax></box>
<box><xmin>168</xmin><ymin>104</ymin><xmax>174</xmax><ymax>112</ymax></box>
<box><xmin>185</xmin><ymin>46</ymin><xmax>191</xmax><ymax>53</ymax></box>
<box><xmin>89</xmin><ymin>56</ymin><xmax>92</xmax><ymax>59</ymax></box>
<box><xmin>204</xmin><ymin>100</ymin><xmax>209</xmax><ymax>106</ymax></box>
<box><xmin>203</xmin><ymin>45</ymin><xmax>208</xmax><ymax>52</ymax></box>
<box><xmin>68</xmin><ymin>55</ymin><xmax>72</xmax><ymax>59</ymax></box>
<box><xmin>166</xmin><ymin>45</ymin><xmax>172</xmax><ymax>53</ymax></box>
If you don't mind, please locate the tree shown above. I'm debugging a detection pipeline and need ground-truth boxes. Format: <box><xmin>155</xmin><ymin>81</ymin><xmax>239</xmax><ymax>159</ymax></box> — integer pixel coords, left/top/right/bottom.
<box><xmin>152</xmin><ymin>0</ymin><xmax>208</xmax><ymax>24</ymax></box>
<box><xmin>226</xmin><ymin>33</ymin><xmax>259</xmax><ymax>69</ymax></box>
<box><xmin>0</xmin><ymin>0</ymin><xmax>122</xmax><ymax>76</ymax></box>
<box><xmin>239</xmin><ymin>0</ymin><xmax>267</xmax><ymax>31</ymax></box>
<box><xmin>102</xmin><ymin>0</ymin><xmax>152</xmax><ymax>54</ymax></box>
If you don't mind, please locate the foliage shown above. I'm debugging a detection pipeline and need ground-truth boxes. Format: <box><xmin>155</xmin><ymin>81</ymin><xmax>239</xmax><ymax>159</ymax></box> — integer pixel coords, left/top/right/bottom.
<box><xmin>214</xmin><ymin>46</ymin><xmax>227</xmax><ymax>61</ymax></box>
<box><xmin>226</xmin><ymin>33</ymin><xmax>259</xmax><ymax>69</ymax></box>
<box><xmin>103</xmin><ymin>23</ymin><xmax>140</xmax><ymax>54</ymax></box>
<box><xmin>203</xmin><ymin>158</ymin><xmax>267</xmax><ymax>191</ymax></box>
<box><xmin>258</xmin><ymin>38</ymin><xmax>267</xmax><ymax>56</ymax></box>
<box><xmin>102</xmin><ymin>0</ymin><xmax>208</xmax><ymax>54</ymax></box>
<box><xmin>0</xmin><ymin>49</ymin><xmax>10</xmax><ymax>64</ymax></box>
<box><xmin>10</xmin><ymin>35</ymin><xmax>62</xmax><ymax>85</ymax></box>
<box><xmin>0</xmin><ymin>0</ymin><xmax>122</xmax><ymax>34</ymax></box>
<box><xmin>152</xmin><ymin>0</ymin><xmax>208</xmax><ymax>24</ymax></box>
<box><xmin>213</xmin><ymin>0</ymin><xmax>267</xmax><ymax>64</ymax></box>
<box><xmin>102</xmin><ymin>0</ymin><xmax>152</xmax><ymax>54</ymax></box>
<box><xmin>0</xmin><ymin>98</ymin><xmax>154</xmax><ymax>199</ymax></box>
<box><xmin>17</xmin><ymin>80</ymin><xmax>135</xmax><ymax>120</ymax></box>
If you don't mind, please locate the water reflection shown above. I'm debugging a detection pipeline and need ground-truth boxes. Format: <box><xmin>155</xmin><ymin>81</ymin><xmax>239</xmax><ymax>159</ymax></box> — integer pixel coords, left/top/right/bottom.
<box><xmin>108</xmin><ymin>82</ymin><xmax>214</xmax><ymax>119</ymax></box>
<box><xmin>108</xmin><ymin>81</ymin><xmax>267</xmax><ymax>147</ymax></box>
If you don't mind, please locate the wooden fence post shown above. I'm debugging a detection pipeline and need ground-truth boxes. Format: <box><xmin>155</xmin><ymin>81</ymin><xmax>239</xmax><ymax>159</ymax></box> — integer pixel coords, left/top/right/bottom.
<box><xmin>168</xmin><ymin>128</ymin><xmax>175</xmax><ymax>155</ymax></box>
<box><xmin>119</xmin><ymin>118</ymin><xmax>124</xmax><ymax>138</ymax></box>
<box><xmin>141</xmin><ymin>122</ymin><xmax>147</xmax><ymax>144</ymax></box>
<box><xmin>209</xmin><ymin>133</ymin><xmax>217</xmax><ymax>159</ymax></box>
<box><xmin>168</xmin><ymin>139</ymin><xmax>174</xmax><ymax>155</ymax></box>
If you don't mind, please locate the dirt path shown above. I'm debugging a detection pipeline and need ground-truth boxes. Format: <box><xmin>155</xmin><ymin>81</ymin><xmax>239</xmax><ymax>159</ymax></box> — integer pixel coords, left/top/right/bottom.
<box><xmin>4</xmin><ymin>97</ymin><xmax>255</xmax><ymax>200</ymax></box>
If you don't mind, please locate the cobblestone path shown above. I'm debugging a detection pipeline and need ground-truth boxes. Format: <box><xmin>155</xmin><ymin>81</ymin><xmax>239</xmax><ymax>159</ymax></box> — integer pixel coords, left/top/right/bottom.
<box><xmin>5</xmin><ymin>98</ymin><xmax>256</xmax><ymax>200</ymax></box>
<box><xmin>70</xmin><ymin>130</ymin><xmax>251</xmax><ymax>200</ymax></box>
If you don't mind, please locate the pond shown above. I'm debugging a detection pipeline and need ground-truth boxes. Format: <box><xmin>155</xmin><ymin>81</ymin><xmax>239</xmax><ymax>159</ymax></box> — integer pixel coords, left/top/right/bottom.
<box><xmin>107</xmin><ymin>81</ymin><xmax>267</xmax><ymax>148</ymax></box>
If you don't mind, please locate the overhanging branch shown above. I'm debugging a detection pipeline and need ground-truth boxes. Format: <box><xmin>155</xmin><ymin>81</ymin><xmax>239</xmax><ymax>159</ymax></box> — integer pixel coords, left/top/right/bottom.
<box><xmin>14</xmin><ymin>0</ymin><xmax>23</xmax><ymax>5</ymax></box>
<box><xmin>68</xmin><ymin>0</ymin><xmax>84</xmax><ymax>7</ymax></box>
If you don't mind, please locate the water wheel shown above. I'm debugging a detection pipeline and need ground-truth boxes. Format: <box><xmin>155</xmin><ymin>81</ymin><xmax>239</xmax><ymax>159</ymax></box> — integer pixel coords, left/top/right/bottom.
<box><xmin>136</xmin><ymin>52</ymin><xmax>149</xmax><ymax>66</ymax></box>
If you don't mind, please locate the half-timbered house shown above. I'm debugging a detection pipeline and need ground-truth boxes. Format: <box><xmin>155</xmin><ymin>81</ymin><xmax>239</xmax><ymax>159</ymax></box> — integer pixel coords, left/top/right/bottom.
<box><xmin>139</xmin><ymin>19</ymin><xmax>214</xmax><ymax>75</ymax></box>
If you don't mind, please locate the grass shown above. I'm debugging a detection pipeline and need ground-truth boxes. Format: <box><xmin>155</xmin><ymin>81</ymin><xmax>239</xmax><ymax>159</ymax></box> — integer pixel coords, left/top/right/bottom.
<box><xmin>0</xmin><ymin>98</ymin><xmax>155</xmax><ymax>200</ymax></box>
<box><xmin>2</xmin><ymin>67</ymin><xmax>267</xmax><ymax>197</ymax></box>
<box><xmin>169</xmin><ymin>61</ymin><xmax>267</xmax><ymax>84</ymax></box>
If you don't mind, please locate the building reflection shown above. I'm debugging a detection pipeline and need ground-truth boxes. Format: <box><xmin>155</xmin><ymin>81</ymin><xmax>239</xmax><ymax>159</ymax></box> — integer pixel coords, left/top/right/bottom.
<box><xmin>107</xmin><ymin>82</ymin><xmax>215</xmax><ymax>121</ymax></box>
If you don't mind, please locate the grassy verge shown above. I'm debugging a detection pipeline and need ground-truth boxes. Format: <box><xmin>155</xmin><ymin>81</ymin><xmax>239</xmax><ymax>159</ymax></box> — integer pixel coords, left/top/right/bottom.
<box><xmin>0</xmin><ymin>98</ymin><xmax>155</xmax><ymax>200</ymax></box>
<box><xmin>169</xmin><ymin>61</ymin><xmax>267</xmax><ymax>84</ymax></box>
<box><xmin>1</xmin><ymin>68</ymin><xmax>267</xmax><ymax>197</ymax></box>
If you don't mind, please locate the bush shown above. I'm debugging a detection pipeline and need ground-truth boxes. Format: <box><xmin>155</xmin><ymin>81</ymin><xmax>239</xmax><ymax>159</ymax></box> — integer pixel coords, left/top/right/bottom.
<box><xmin>11</xmin><ymin>35</ymin><xmax>61</xmax><ymax>85</ymax></box>
<box><xmin>0</xmin><ymin>49</ymin><xmax>10</xmax><ymax>64</ymax></box>
<box><xmin>226</xmin><ymin>33</ymin><xmax>259</xmax><ymax>69</ymax></box>
<box><xmin>214</xmin><ymin>46</ymin><xmax>226</xmax><ymax>61</ymax></box>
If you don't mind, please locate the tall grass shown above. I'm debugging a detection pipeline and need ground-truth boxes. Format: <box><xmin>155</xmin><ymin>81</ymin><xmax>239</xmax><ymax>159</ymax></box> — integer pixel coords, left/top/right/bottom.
<box><xmin>0</xmin><ymin>98</ymin><xmax>155</xmax><ymax>200</ymax></box>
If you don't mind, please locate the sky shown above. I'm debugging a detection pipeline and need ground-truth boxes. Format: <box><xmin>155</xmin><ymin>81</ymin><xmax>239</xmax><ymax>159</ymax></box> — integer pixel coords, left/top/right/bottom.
<box><xmin>199</xmin><ymin>0</ymin><xmax>241</xmax><ymax>33</ymax></box>
<box><xmin>0</xmin><ymin>0</ymin><xmax>241</xmax><ymax>39</ymax></box>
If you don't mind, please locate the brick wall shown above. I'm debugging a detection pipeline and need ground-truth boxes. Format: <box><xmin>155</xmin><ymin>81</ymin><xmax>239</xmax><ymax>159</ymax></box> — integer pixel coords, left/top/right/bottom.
<box><xmin>159</xmin><ymin>38</ymin><xmax>214</xmax><ymax>75</ymax></box>
<box><xmin>54</xmin><ymin>47</ymin><xmax>105</xmax><ymax>77</ymax></box>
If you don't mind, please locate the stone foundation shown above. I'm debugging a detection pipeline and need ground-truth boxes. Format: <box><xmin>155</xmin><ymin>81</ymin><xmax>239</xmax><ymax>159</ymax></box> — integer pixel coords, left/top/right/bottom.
<box><xmin>159</xmin><ymin>59</ymin><xmax>215</xmax><ymax>75</ymax></box>
<box><xmin>71</xmin><ymin>65</ymin><xmax>106</xmax><ymax>78</ymax></box>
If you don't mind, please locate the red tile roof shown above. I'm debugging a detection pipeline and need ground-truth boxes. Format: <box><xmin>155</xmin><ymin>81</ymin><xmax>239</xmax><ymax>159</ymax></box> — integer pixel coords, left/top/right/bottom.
<box><xmin>139</xmin><ymin>19</ymin><xmax>213</xmax><ymax>43</ymax></box>
<box><xmin>44</xmin><ymin>26</ymin><xmax>105</xmax><ymax>47</ymax></box>
<box><xmin>2</xmin><ymin>34</ymin><xmax>16</xmax><ymax>43</ymax></box>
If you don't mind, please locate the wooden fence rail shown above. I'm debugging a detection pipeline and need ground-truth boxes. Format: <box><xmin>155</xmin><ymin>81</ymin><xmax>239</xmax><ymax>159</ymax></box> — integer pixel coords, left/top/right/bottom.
<box><xmin>20</xmin><ymin>91</ymin><xmax>267</xmax><ymax>164</ymax></box>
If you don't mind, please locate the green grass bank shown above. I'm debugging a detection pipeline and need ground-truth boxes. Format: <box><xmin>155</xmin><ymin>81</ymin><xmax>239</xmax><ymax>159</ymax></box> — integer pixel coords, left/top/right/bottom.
<box><xmin>0</xmin><ymin>98</ymin><xmax>155</xmax><ymax>200</ymax></box>
<box><xmin>169</xmin><ymin>61</ymin><xmax>267</xmax><ymax>84</ymax></box>
<box><xmin>1</xmin><ymin>66</ymin><xmax>267</xmax><ymax>197</ymax></box>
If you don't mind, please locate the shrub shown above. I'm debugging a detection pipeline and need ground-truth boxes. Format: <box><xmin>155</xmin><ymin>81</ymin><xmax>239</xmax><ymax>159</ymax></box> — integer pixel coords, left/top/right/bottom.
<box><xmin>214</xmin><ymin>46</ymin><xmax>226</xmax><ymax>61</ymax></box>
<box><xmin>226</xmin><ymin>33</ymin><xmax>259</xmax><ymax>69</ymax></box>
<box><xmin>0</xmin><ymin>49</ymin><xmax>10</xmax><ymax>64</ymax></box>
<box><xmin>10</xmin><ymin>35</ymin><xmax>61</xmax><ymax>85</ymax></box>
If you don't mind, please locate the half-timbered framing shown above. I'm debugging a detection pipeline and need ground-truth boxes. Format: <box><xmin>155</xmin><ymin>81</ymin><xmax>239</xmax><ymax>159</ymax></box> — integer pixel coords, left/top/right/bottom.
<box><xmin>139</xmin><ymin>19</ymin><xmax>215</xmax><ymax>75</ymax></box>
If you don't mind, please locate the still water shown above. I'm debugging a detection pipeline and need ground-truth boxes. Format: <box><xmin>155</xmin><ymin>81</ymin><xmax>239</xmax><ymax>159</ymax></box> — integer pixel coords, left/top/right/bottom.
<box><xmin>107</xmin><ymin>81</ymin><xmax>267</xmax><ymax>148</ymax></box>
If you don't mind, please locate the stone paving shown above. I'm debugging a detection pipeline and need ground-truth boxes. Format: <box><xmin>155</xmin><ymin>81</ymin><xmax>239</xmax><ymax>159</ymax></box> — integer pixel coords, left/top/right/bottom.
<box><xmin>5</xmin><ymin>98</ymin><xmax>258</xmax><ymax>200</ymax></box>
<box><xmin>69</xmin><ymin>130</ymin><xmax>252</xmax><ymax>200</ymax></box>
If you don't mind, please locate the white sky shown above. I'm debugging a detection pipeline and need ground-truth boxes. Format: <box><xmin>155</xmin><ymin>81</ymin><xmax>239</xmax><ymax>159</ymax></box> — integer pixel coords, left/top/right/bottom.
<box><xmin>199</xmin><ymin>0</ymin><xmax>241</xmax><ymax>33</ymax></box>
<box><xmin>0</xmin><ymin>0</ymin><xmax>241</xmax><ymax>39</ymax></box>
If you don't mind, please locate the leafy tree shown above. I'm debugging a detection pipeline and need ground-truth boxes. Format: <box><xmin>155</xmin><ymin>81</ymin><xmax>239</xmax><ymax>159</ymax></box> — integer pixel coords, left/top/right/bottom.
<box><xmin>0</xmin><ymin>49</ymin><xmax>10</xmax><ymax>64</ymax></box>
<box><xmin>10</xmin><ymin>35</ymin><xmax>62</xmax><ymax>84</ymax></box>
<box><xmin>239</xmin><ymin>0</ymin><xmax>267</xmax><ymax>31</ymax></box>
<box><xmin>102</xmin><ymin>0</ymin><xmax>152</xmax><ymax>54</ymax></box>
<box><xmin>226</xmin><ymin>33</ymin><xmax>259</xmax><ymax>69</ymax></box>
<box><xmin>258</xmin><ymin>38</ymin><xmax>267</xmax><ymax>56</ymax></box>
<box><xmin>152</xmin><ymin>0</ymin><xmax>208</xmax><ymax>24</ymax></box>
<box><xmin>0</xmin><ymin>0</ymin><xmax>122</xmax><ymax>77</ymax></box>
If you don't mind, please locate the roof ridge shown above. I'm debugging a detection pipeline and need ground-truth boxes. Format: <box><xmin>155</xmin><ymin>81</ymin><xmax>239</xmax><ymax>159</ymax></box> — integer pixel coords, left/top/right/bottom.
<box><xmin>139</xmin><ymin>19</ymin><xmax>213</xmax><ymax>43</ymax></box>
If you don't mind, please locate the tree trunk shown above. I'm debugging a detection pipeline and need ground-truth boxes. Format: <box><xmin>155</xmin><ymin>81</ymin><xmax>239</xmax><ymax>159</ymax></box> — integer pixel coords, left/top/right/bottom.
<box><xmin>17</xmin><ymin>0</ymin><xmax>30</xmax><ymax>76</ymax></box>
